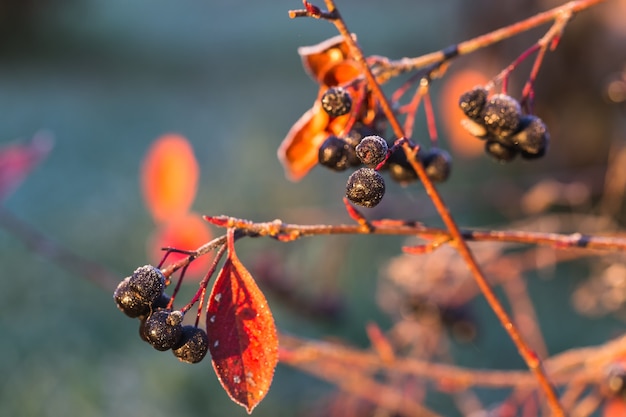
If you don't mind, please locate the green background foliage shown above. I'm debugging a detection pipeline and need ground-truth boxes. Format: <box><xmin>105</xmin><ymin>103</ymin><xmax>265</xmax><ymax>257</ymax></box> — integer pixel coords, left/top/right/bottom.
<box><xmin>0</xmin><ymin>1</ymin><xmax>624</xmax><ymax>416</ymax></box>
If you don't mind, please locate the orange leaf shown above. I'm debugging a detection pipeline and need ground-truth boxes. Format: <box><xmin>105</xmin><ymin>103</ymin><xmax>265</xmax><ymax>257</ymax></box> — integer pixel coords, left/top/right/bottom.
<box><xmin>141</xmin><ymin>134</ymin><xmax>199</xmax><ymax>223</ymax></box>
<box><xmin>148</xmin><ymin>212</ymin><xmax>213</xmax><ymax>279</ymax></box>
<box><xmin>277</xmin><ymin>103</ymin><xmax>330</xmax><ymax>181</ymax></box>
<box><xmin>206</xmin><ymin>229</ymin><xmax>278</xmax><ymax>414</ymax></box>
<box><xmin>298</xmin><ymin>34</ymin><xmax>356</xmax><ymax>84</ymax></box>
<box><xmin>439</xmin><ymin>69</ymin><xmax>489</xmax><ymax>158</ymax></box>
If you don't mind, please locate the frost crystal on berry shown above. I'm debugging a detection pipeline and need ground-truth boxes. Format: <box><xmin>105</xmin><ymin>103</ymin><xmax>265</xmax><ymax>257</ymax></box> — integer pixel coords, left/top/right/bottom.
<box><xmin>513</xmin><ymin>115</ymin><xmax>549</xmax><ymax>159</ymax></box>
<box><xmin>356</xmin><ymin>135</ymin><xmax>388</xmax><ymax>167</ymax></box>
<box><xmin>318</xmin><ymin>136</ymin><xmax>356</xmax><ymax>171</ymax></box>
<box><xmin>459</xmin><ymin>87</ymin><xmax>488</xmax><ymax>121</ymax></box>
<box><xmin>345</xmin><ymin>167</ymin><xmax>386</xmax><ymax>208</ymax></box>
<box><xmin>320</xmin><ymin>86</ymin><xmax>352</xmax><ymax>117</ymax></box>
<box><xmin>481</xmin><ymin>94</ymin><xmax>522</xmax><ymax>139</ymax></box>
<box><xmin>172</xmin><ymin>325</ymin><xmax>209</xmax><ymax>364</ymax></box>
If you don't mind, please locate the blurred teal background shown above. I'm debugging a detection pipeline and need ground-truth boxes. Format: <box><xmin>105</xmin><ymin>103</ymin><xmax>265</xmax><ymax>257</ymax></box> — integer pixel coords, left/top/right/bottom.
<box><xmin>0</xmin><ymin>1</ymin><xmax>625</xmax><ymax>416</ymax></box>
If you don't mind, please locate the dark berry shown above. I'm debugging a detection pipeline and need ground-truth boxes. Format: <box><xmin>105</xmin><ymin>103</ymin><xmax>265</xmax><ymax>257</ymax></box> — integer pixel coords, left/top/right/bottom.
<box><xmin>172</xmin><ymin>326</ymin><xmax>209</xmax><ymax>364</ymax></box>
<box><xmin>421</xmin><ymin>148</ymin><xmax>452</xmax><ymax>182</ymax></box>
<box><xmin>345</xmin><ymin>167</ymin><xmax>386</xmax><ymax>208</ymax></box>
<box><xmin>459</xmin><ymin>87</ymin><xmax>488</xmax><ymax>121</ymax></box>
<box><xmin>356</xmin><ymin>135</ymin><xmax>388</xmax><ymax>167</ymax></box>
<box><xmin>485</xmin><ymin>140</ymin><xmax>517</xmax><ymax>162</ymax></box>
<box><xmin>386</xmin><ymin>150</ymin><xmax>418</xmax><ymax>184</ymax></box>
<box><xmin>512</xmin><ymin>115</ymin><xmax>549</xmax><ymax>158</ymax></box>
<box><xmin>318</xmin><ymin>136</ymin><xmax>354</xmax><ymax>171</ymax></box>
<box><xmin>345</xmin><ymin>124</ymin><xmax>381</xmax><ymax>167</ymax></box>
<box><xmin>128</xmin><ymin>265</ymin><xmax>166</xmax><ymax>305</ymax></box>
<box><xmin>481</xmin><ymin>94</ymin><xmax>522</xmax><ymax>139</ymax></box>
<box><xmin>320</xmin><ymin>87</ymin><xmax>352</xmax><ymax>117</ymax></box>
<box><xmin>114</xmin><ymin>277</ymin><xmax>151</xmax><ymax>318</ymax></box>
<box><xmin>142</xmin><ymin>309</ymin><xmax>184</xmax><ymax>351</ymax></box>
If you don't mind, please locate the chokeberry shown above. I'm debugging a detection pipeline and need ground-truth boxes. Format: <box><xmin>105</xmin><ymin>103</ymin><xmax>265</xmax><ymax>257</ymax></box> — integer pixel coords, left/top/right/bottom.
<box><xmin>485</xmin><ymin>140</ymin><xmax>517</xmax><ymax>162</ymax></box>
<box><xmin>318</xmin><ymin>136</ymin><xmax>355</xmax><ymax>171</ymax></box>
<box><xmin>172</xmin><ymin>325</ymin><xmax>209</xmax><ymax>364</ymax></box>
<box><xmin>345</xmin><ymin>124</ymin><xmax>382</xmax><ymax>167</ymax></box>
<box><xmin>142</xmin><ymin>309</ymin><xmax>184</xmax><ymax>351</ymax></box>
<box><xmin>459</xmin><ymin>87</ymin><xmax>488</xmax><ymax>121</ymax></box>
<box><xmin>512</xmin><ymin>115</ymin><xmax>549</xmax><ymax>159</ymax></box>
<box><xmin>386</xmin><ymin>150</ymin><xmax>418</xmax><ymax>184</ymax></box>
<box><xmin>355</xmin><ymin>135</ymin><xmax>388</xmax><ymax>167</ymax></box>
<box><xmin>128</xmin><ymin>265</ymin><xmax>166</xmax><ymax>305</ymax></box>
<box><xmin>421</xmin><ymin>148</ymin><xmax>452</xmax><ymax>183</ymax></box>
<box><xmin>114</xmin><ymin>277</ymin><xmax>151</xmax><ymax>318</ymax></box>
<box><xmin>321</xmin><ymin>86</ymin><xmax>352</xmax><ymax>117</ymax></box>
<box><xmin>481</xmin><ymin>94</ymin><xmax>522</xmax><ymax>139</ymax></box>
<box><xmin>345</xmin><ymin>167</ymin><xmax>386</xmax><ymax>208</ymax></box>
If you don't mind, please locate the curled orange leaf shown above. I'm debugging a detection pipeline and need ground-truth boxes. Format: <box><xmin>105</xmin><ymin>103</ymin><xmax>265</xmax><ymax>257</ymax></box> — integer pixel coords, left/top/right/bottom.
<box><xmin>141</xmin><ymin>134</ymin><xmax>199</xmax><ymax>223</ymax></box>
<box><xmin>278</xmin><ymin>35</ymin><xmax>382</xmax><ymax>181</ymax></box>
<box><xmin>298</xmin><ymin>34</ymin><xmax>355</xmax><ymax>84</ymax></box>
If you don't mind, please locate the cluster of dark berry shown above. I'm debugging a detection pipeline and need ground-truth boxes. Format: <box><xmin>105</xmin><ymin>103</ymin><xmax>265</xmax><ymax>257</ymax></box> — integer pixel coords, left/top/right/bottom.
<box><xmin>114</xmin><ymin>265</ymin><xmax>209</xmax><ymax>364</ymax></box>
<box><xmin>318</xmin><ymin>87</ymin><xmax>452</xmax><ymax>208</ymax></box>
<box><xmin>459</xmin><ymin>87</ymin><xmax>549</xmax><ymax>162</ymax></box>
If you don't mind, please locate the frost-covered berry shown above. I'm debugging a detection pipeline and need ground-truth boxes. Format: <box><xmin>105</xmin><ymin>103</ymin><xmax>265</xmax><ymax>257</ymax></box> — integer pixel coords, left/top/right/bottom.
<box><xmin>321</xmin><ymin>87</ymin><xmax>352</xmax><ymax>117</ymax></box>
<box><xmin>512</xmin><ymin>115</ymin><xmax>549</xmax><ymax>159</ymax></box>
<box><xmin>485</xmin><ymin>140</ymin><xmax>517</xmax><ymax>162</ymax></box>
<box><xmin>345</xmin><ymin>167</ymin><xmax>386</xmax><ymax>208</ymax></box>
<box><xmin>386</xmin><ymin>150</ymin><xmax>418</xmax><ymax>184</ymax></box>
<box><xmin>459</xmin><ymin>87</ymin><xmax>488</xmax><ymax>121</ymax></box>
<box><xmin>128</xmin><ymin>265</ymin><xmax>166</xmax><ymax>305</ymax></box>
<box><xmin>114</xmin><ymin>277</ymin><xmax>151</xmax><ymax>318</ymax></box>
<box><xmin>421</xmin><ymin>148</ymin><xmax>452</xmax><ymax>183</ymax></box>
<box><xmin>481</xmin><ymin>94</ymin><xmax>522</xmax><ymax>139</ymax></box>
<box><xmin>345</xmin><ymin>124</ymin><xmax>382</xmax><ymax>167</ymax></box>
<box><xmin>356</xmin><ymin>135</ymin><xmax>388</xmax><ymax>167</ymax></box>
<box><xmin>142</xmin><ymin>309</ymin><xmax>184</xmax><ymax>351</ymax></box>
<box><xmin>318</xmin><ymin>136</ymin><xmax>355</xmax><ymax>171</ymax></box>
<box><xmin>172</xmin><ymin>326</ymin><xmax>209</xmax><ymax>364</ymax></box>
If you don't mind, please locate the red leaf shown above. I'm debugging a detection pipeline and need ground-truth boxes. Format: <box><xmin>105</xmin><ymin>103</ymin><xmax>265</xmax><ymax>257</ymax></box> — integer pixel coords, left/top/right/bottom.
<box><xmin>206</xmin><ymin>229</ymin><xmax>278</xmax><ymax>413</ymax></box>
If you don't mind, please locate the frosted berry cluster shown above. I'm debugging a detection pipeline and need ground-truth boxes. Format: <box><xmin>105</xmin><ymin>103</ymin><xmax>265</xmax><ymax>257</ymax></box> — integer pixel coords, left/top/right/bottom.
<box><xmin>114</xmin><ymin>265</ymin><xmax>209</xmax><ymax>364</ymax></box>
<box><xmin>459</xmin><ymin>87</ymin><xmax>549</xmax><ymax>162</ymax></box>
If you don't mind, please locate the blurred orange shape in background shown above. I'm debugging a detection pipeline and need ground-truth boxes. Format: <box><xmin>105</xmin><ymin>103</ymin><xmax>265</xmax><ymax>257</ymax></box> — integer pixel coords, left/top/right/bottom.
<box><xmin>148</xmin><ymin>212</ymin><xmax>213</xmax><ymax>279</ymax></box>
<box><xmin>439</xmin><ymin>68</ymin><xmax>489</xmax><ymax>158</ymax></box>
<box><xmin>603</xmin><ymin>398</ymin><xmax>626</xmax><ymax>417</ymax></box>
<box><xmin>141</xmin><ymin>133</ymin><xmax>199</xmax><ymax>223</ymax></box>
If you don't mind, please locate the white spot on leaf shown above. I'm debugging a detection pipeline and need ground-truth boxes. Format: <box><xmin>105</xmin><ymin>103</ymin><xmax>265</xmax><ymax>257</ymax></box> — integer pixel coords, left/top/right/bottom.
<box><xmin>214</xmin><ymin>293</ymin><xmax>222</xmax><ymax>302</ymax></box>
<box><xmin>214</xmin><ymin>340</ymin><xmax>219</xmax><ymax>348</ymax></box>
<box><xmin>233</xmin><ymin>375</ymin><xmax>241</xmax><ymax>384</ymax></box>
<box><xmin>209</xmin><ymin>315</ymin><xmax>215</xmax><ymax>323</ymax></box>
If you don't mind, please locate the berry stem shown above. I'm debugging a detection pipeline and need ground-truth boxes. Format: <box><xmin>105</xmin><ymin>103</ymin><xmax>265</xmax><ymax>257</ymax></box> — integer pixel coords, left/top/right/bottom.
<box><xmin>422</xmin><ymin>85</ymin><xmax>439</xmax><ymax>147</ymax></box>
<box><xmin>203</xmin><ymin>215</ymin><xmax>626</xmax><ymax>253</ymax></box>
<box><xmin>368</xmin><ymin>0</ymin><xmax>606</xmax><ymax>84</ymax></box>
<box><xmin>180</xmin><ymin>243</ymin><xmax>227</xmax><ymax>315</ymax></box>
<box><xmin>521</xmin><ymin>11</ymin><xmax>572</xmax><ymax>112</ymax></box>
